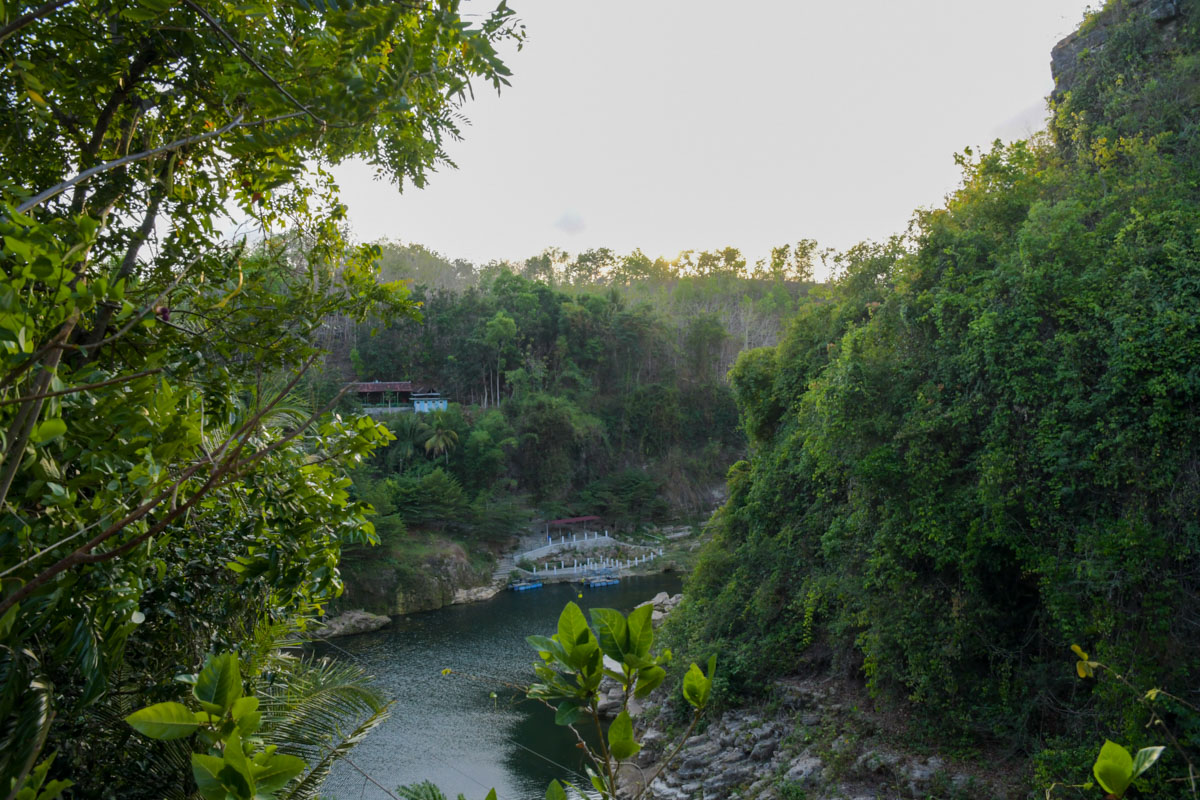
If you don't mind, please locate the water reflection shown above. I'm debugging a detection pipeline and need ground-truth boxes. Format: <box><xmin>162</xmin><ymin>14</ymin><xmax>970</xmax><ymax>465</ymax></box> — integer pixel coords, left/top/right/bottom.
<box><xmin>315</xmin><ymin>574</ymin><xmax>682</xmax><ymax>800</ymax></box>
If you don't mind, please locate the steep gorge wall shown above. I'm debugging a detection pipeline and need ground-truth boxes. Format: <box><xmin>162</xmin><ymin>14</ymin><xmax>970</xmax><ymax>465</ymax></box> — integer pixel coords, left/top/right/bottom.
<box><xmin>1051</xmin><ymin>0</ymin><xmax>1183</xmax><ymax>96</ymax></box>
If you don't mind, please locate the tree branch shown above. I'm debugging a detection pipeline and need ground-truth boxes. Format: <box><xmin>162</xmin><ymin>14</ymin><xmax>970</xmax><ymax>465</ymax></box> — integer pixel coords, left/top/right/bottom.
<box><xmin>0</xmin><ymin>356</ymin><xmax>329</xmax><ymax>617</ymax></box>
<box><xmin>0</xmin><ymin>312</ymin><xmax>79</xmax><ymax>509</ymax></box>
<box><xmin>0</xmin><ymin>368</ymin><xmax>162</xmax><ymax>407</ymax></box>
<box><xmin>0</xmin><ymin>0</ymin><xmax>74</xmax><ymax>44</ymax></box>
<box><xmin>16</xmin><ymin>112</ymin><xmax>306</xmax><ymax>213</ymax></box>
<box><xmin>179</xmin><ymin>0</ymin><xmax>326</xmax><ymax>126</ymax></box>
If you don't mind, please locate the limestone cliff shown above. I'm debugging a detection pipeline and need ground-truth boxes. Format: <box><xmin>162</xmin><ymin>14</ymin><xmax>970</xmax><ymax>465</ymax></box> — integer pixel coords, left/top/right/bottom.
<box><xmin>338</xmin><ymin>542</ymin><xmax>495</xmax><ymax>615</ymax></box>
<box><xmin>1051</xmin><ymin>0</ymin><xmax>1183</xmax><ymax>97</ymax></box>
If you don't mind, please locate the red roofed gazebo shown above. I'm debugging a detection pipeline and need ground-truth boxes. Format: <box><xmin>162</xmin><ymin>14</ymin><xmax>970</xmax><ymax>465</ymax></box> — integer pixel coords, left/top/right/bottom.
<box><xmin>547</xmin><ymin>516</ymin><xmax>602</xmax><ymax>527</ymax></box>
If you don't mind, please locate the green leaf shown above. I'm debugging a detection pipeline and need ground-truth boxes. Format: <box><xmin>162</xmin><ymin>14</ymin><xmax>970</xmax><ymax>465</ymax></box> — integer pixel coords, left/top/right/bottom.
<box><xmin>30</xmin><ymin>418</ymin><xmax>67</xmax><ymax>444</ymax></box>
<box><xmin>557</xmin><ymin>602</ymin><xmax>589</xmax><ymax>654</ymax></box>
<box><xmin>232</xmin><ymin>695</ymin><xmax>261</xmax><ymax>735</ymax></box>
<box><xmin>682</xmin><ymin>662</ymin><xmax>711</xmax><ymax>710</ymax></box>
<box><xmin>626</xmin><ymin>603</ymin><xmax>654</xmax><ymax>659</ymax></box>
<box><xmin>586</xmin><ymin>766</ymin><xmax>608</xmax><ymax>796</ymax></box>
<box><xmin>554</xmin><ymin>700</ymin><xmax>585</xmax><ymax>726</ymax></box>
<box><xmin>485</xmin><ymin>791</ymin><xmax>498</xmax><ymax>800</ymax></box>
<box><xmin>125</xmin><ymin>702</ymin><xmax>201</xmax><ymax>740</ymax></box>
<box><xmin>607</xmin><ymin>710</ymin><xmax>641</xmax><ymax>761</ymax></box>
<box><xmin>194</xmin><ymin>653</ymin><xmax>242</xmax><ymax>715</ymax></box>
<box><xmin>192</xmin><ymin>754</ymin><xmax>226</xmax><ymax>800</ymax></box>
<box><xmin>590</xmin><ymin>607</ymin><xmax>629</xmax><ymax>662</ymax></box>
<box><xmin>252</xmin><ymin>752</ymin><xmax>306</xmax><ymax>793</ymax></box>
<box><xmin>526</xmin><ymin>634</ymin><xmax>568</xmax><ymax>664</ymax></box>
<box><xmin>545</xmin><ymin>779</ymin><xmax>567</xmax><ymax>800</ymax></box>
<box><xmin>221</xmin><ymin>729</ymin><xmax>255</xmax><ymax>798</ymax></box>
<box><xmin>634</xmin><ymin>665</ymin><xmax>666</xmax><ymax>699</ymax></box>
<box><xmin>1093</xmin><ymin>740</ymin><xmax>1134</xmax><ymax>798</ymax></box>
<box><xmin>1132</xmin><ymin>746</ymin><xmax>1165</xmax><ymax>780</ymax></box>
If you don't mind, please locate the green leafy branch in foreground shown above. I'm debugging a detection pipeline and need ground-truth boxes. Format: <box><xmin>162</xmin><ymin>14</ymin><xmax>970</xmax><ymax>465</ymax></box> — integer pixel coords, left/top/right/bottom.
<box><xmin>1047</xmin><ymin>646</ymin><xmax>1197</xmax><ymax>800</ymax></box>
<box><xmin>527</xmin><ymin>601</ymin><xmax>715</xmax><ymax>800</ymax></box>
<box><xmin>125</xmin><ymin>653</ymin><xmax>305</xmax><ymax>800</ymax></box>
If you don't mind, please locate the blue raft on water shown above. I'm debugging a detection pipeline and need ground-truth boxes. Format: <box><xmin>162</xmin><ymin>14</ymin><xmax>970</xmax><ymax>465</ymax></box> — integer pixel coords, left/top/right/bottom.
<box><xmin>583</xmin><ymin>573</ymin><xmax>619</xmax><ymax>588</ymax></box>
<box><xmin>509</xmin><ymin>579</ymin><xmax>543</xmax><ymax>592</ymax></box>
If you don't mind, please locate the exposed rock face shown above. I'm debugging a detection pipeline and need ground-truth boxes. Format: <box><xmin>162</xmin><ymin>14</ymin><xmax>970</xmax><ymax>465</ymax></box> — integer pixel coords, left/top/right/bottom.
<box><xmin>1051</xmin><ymin>0</ymin><xmax>1182</xmax><ymax>97</ymax></box>
<box><xmin>620</xmin><ymin>593</ymin><xmax>1015</xmax><ymax>799</ymax></box>
<box><xmin>627</xmin><ymin>679</ymin><xmax>1010</xmax><ymax>800</ymax></box>
<box><xmin>452</xmin><ymin>584</ymin><xmax>503</xmax><ymax>604</ymax></box>
<box><xmin>340</xmin><ymin>548</ymin><xmax>494</xmax><ymax>615</ymax></box>
<box><xmin>311</xmin><ymin>609</ymin><xmax>391</xmax><ymax>638</ymax></box>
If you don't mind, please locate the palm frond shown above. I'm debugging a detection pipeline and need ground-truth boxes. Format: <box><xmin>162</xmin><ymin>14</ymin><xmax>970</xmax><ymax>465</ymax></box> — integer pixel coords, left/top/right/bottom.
<box><xmin>257</xmin><ymin>653</ymin><xmax>392</xmax><ymax>800</ymax></box>
<box><xmin>396</xmin><ymin>781</ymin><xmax>452</xmax><ymax>800</ymax></box>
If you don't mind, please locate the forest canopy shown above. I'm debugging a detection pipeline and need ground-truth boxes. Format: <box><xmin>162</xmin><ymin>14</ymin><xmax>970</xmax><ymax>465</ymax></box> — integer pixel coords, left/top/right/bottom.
<box><xmin>669</xmin><ymin>2</ymin><xmax>1200</xmax><ymax>787</ymax></box>
<box><xmin>0</xmin><ymin>0</ymin><xmax>520</xmax><ymax>794</ymax></box>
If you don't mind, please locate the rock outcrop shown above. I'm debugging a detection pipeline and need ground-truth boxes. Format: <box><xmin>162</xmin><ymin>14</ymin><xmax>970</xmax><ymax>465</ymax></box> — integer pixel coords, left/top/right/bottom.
<box><xmin>310</xmin><ymin>609</ymin><xmax>391</xmax><ymax>638</ymax></box>
<box><xmin>1051</xmin><ymin>0</ymin><xmax>1182</xmax><ymax>97</ymax></box>
<box><xmin>626</xmin><ymin>678</ymin><xmax>1013</xmax><ymax>800</ymax></box>
<box><xmin>340</xmin><ymin>544</ymin><xmax>495</xmax><ymax>615</ymax></box>
<box><xmin>618</xmin><ymin>593</ymin><xmax>1017</xmax><ymax>799</ymax></box>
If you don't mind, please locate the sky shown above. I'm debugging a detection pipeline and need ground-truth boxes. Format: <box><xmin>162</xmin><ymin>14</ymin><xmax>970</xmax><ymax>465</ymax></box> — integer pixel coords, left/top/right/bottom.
<box><xmin>332</xmin><ymin>1</ymin><xmax>1096</xmax><ymax>280</ymax></box>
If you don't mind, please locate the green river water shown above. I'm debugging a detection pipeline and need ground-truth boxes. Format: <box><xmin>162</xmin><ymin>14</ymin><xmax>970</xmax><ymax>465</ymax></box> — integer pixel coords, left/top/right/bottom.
<box><xmin>316</xmin><ymin>573</ymin><xmax>683</xmax><ymax>800</ymax></box>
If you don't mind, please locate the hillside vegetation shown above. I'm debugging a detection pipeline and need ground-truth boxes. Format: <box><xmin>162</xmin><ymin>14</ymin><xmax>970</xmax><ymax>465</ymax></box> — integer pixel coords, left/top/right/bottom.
<box><xmin>668</xmin><ymin>0</ymin><xmax>1200</xmax><ymax>788</ymax></box>
<box><xmin>321</xmin><ymin>247</ymin><xmax>817</xmax><ymax>568</ymax></box>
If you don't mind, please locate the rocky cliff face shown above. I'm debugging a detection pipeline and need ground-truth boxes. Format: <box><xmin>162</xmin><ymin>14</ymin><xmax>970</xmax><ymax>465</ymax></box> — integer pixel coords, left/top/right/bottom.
<box><xmin>626</xmin><ymin>678</ymin><xmax>1014</xmax><ymax>800</ymax></box>
<box><xmin>1051</xmin><ymin>0</ymin><xmax>1182</xmax><ymax>97</ymax></box>
<box><xmin>339</xmin><ymin>546</ymin><xmax>494</xmax><ymax>615</ymax></box>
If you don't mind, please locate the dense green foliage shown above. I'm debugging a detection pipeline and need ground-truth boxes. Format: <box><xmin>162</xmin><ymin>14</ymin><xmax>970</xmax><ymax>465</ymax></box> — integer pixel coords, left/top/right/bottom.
<box><xmin>672</xmin><ymin>0</ymin><xmax>1200</xmax><ymax>784</ymax></box>
<box><xmin>526</xmin><ymin>601</ymin><xmax>713</xmax><ymax>799</ymax></box>
<box><xmin>0</xmin><ymin>0</ymin><xmax>517</xmax><ymax>794</ymax></box>
<box><xmin>122</xmin><ymin>649</ymin><xmax>390</xmax><ymax>800</ymax></box>
<box><xmin>337</xmin><ymin>259</ymin><xmax>810</xmax><ymax>544</ymax></box>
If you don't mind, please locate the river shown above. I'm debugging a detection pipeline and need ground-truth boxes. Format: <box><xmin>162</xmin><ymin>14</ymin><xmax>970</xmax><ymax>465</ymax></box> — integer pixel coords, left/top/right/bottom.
<box><xmin>315</xmin><ymin>574</ymin><xmax>684</xmax><ymax>800</ymax></box>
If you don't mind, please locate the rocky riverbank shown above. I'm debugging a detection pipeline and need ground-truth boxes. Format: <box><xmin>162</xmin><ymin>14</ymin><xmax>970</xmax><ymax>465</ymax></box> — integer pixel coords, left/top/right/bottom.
<box><xmin>616</xmin><ymin>598</ymin><xmax>1019</xmax><ymax>800</ymax></box>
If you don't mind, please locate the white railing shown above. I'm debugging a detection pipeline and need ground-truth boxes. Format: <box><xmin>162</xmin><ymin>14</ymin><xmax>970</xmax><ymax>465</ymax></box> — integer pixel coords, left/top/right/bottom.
<box><xmin>518</xmin><ymin>531</ymin><xmax>663</xmax><ymax>562</ymax></box>
<box><xmin>514</xmin><ymin>543</ymin><xmax>666</xmax><ymax>579</ymax></box>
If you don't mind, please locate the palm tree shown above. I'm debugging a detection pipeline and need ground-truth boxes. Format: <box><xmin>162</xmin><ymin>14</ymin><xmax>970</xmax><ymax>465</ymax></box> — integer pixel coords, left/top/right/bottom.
<box><xmin>386</xmin><ymin>413</ymin><xmax>432</xmax><ymax>471</ymax></box>
<box><xmin>423</xmin><ymin>411</ymin><xmax>459</xmax><ymax>463</ymax></box>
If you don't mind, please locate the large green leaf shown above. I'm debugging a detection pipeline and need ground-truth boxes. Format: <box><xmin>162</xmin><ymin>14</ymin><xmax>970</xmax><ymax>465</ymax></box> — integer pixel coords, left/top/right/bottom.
<box><xmin>607</xmin><ymin>710</ymin><xmax>640</xmax><ymax>761</ymax></box>
<box><xmin>192</xmin><ymin>754</ymin><xmax>226</xmax><ymax>800</ymax></box>
<box><xmin>252</xmin><ymin>753</ymin><xmax>306</xmax><ymax>794</ymax></box>
<box><xmin>124</xmin><ymin>702</ymin><xmax>200</xmax><ymax>741</ymax></box>
<box><xmin>682</xmin><ymin>662</ymin><xmax>711</xmax><ymax>710</ymax></box>
<box><xmin>1093</xmin><ymin>740</ymin><xmax>1134</xmax><ymax>798</ymax></box>
<box><xmin>554</xmin><ymin>700</ymin><xmax>585</xmax><ymax>726</ymax></box>
<box><xmin>526</xmin><ymin>634</ymin><xmax>569</xmax><ymax>666</ymax></box>
<box><xmin>1131</xmin><ymin>746</ymin><xmax>1165</xmax><ymax>780</ymax></box>
<box><xmin>633</xmin><ymin>665</ymin><xmax>666</xmax><ymax>699</ymax></box>
<box><xmin>589</xmin><ymin>608</ymin><xmax>629</xmax><ymax>663</ymax></box>
<box><xmin>221</xmin><ymin>729</ymin><xmax>256</xmax><ymax>798</ymax></box>
<box><xmin>194</xmin><ymin>653</ymin><xmax>242</xmax><ymax>716</ymax></box>
<box><xmin>556</xmin><ymin>602</ymin><xmax>591</xmax><ymax>663</ymax></box>
<box><xmin>626</xmin><ymin>603</ymin><xmax>654</xmax><ymax>659</ymax></box>
<box><xmin>29</xmin><ymin>418</ymin><xmax>66</xmax><ymax>444</ymax></box>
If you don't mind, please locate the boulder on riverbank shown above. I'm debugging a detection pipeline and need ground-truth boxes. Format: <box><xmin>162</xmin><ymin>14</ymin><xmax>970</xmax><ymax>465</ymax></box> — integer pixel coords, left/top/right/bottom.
<box><xmin>311</xmin><ymin>609</ymin><xmax>391</xmax><ymax>638</ymax></box>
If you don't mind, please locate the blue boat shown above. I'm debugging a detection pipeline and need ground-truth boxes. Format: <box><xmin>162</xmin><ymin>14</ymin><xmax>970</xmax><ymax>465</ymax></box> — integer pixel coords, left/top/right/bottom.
<box><xmin>583</xmin><ymin>573</ymin><xmax>620</xmax><ymax>588</ymax></box>
<box><xmin>509</xmin><ymin>579</ymin><xmax>543</xmax><ymax>592</ymax></box>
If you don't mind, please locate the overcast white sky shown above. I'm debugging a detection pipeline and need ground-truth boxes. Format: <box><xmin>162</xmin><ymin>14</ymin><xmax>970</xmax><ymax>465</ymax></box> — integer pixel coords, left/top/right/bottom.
<box><xmin>332</xmin><ymin>1</ymin><xmax>1095</xmax><ymax>279</ymax></box>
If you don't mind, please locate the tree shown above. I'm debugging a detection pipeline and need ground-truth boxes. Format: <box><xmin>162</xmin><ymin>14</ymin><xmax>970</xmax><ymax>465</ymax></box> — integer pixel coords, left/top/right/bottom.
<box><xmin>0</xmin><ymin>0</ymin><xmax>520</xmax><ymax>791</ymax></box>
<box><xmin>423</xmin><ymin>410</ymin><xmax>461</xmax><ymax>462</ymax></box>
<box><xmin>767</xmin><ymin>239</ymin><xmax>817</xmax><ymax>282</ymax></box>
<box><xmin>483</xmin><ymin>310</ymin><xmax>517</xmax><ymax>405</ymax></box>
<box><xmin>569</xmin><ymin>247</ymin><xmax>617</xmax><ymax>285</ymax></box>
